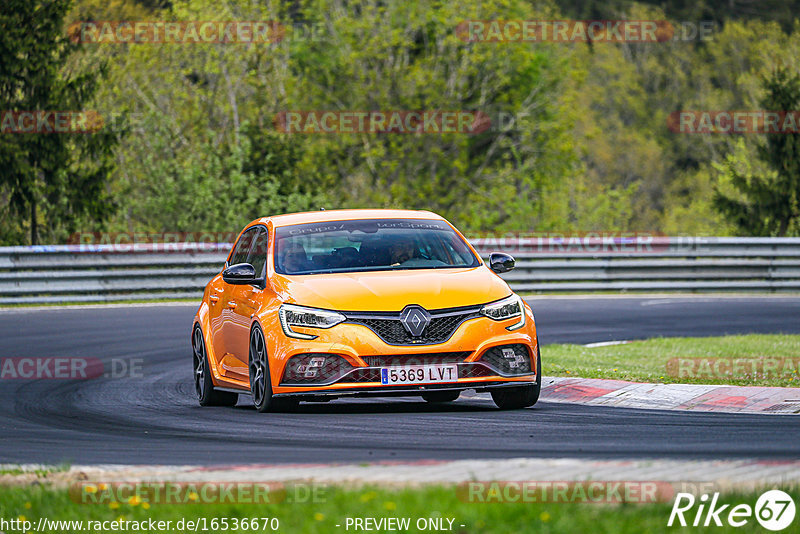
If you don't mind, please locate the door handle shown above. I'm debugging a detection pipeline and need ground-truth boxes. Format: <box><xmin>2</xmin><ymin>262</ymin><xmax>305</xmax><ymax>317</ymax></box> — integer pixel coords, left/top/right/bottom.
<box><xmin>227</xmin><ymin>301</ymin><xmax>237</xmax><ymax>309</ymax></box>
<box><xmin>209</xmin><ymin>295</ymin><xmax>220</xmax><ymax>303</ymax></box>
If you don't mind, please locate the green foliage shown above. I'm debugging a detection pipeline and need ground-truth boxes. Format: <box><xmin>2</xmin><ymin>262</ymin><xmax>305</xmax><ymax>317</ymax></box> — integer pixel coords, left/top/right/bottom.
<box><xmin>714</xmin><ymin>67</ymin><xmax>800</xmax><ymax>236</ymax></box>
<box><xmin>4</xmin><ymin>0</ymin><xmax>800</xmax><ymax>243</ymax></box>
<box><xmin>84</xmin><ymin>0</ymin><xmax>326</xmax><ymax>233</ymax></box>
<box><xmin>0</xmin><ymin>0</ymin><xmax>117</xmax><ymax>244</ymax></box>
<box><xmin>129</xmin><ymin>125</ymin><xmax>322</xmax><ymax>232</ymax></box>
<box><xmin>559</xmin><ymin>0</ymin><xmax>800</xmax><ymax>33</ymax></box>
<box><xmin>284</xmin><ymin>0</ymin><xmax>576</xmax><ymax>233</ymax></box>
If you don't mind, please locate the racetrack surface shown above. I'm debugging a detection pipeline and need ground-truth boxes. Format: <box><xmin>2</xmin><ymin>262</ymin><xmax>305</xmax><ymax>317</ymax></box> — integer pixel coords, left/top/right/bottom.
<box><xmin>1</xmin><ymin>297</ymin><xmax>799</xmax><ymax>465</ymax></box>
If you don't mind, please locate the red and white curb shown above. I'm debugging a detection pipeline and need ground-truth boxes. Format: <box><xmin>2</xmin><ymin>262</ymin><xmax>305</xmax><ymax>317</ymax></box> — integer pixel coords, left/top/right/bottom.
<box><xmin>541</xmin><ymin>377</ymin><xmax>800</xmax><ymax>414</ymax></box>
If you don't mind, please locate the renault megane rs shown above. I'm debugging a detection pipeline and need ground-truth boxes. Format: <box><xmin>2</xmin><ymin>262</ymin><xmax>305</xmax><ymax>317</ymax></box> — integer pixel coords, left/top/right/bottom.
<box><xmin>191</xmin><ymin>209</ymin><xmax>541</xmax><ymax>412</ymax></box>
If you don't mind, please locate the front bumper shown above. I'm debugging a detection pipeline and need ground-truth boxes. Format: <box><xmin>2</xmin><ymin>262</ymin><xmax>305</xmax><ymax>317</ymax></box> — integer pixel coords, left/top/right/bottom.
<box><xmin>267</xmin><ymin>304</ymin><xmax>539</xmax><ymax>396</ymax></box>
<box><xmin>272</xmin><ymin>380</ymin><xmax>535</xmax><ymax>400</ymax></box>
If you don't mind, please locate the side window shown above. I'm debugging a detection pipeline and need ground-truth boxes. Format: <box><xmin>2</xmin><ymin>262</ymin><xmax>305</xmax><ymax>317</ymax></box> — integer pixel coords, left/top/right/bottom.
<box><xmin>247</xmin><ymin>228</ymin><xmax>269</xmax><ymax>277</ymax></box>
<box><xmin>229</xmin><ymin>228</ymin><xmax>258</xmax><ymax>265</ymax></box>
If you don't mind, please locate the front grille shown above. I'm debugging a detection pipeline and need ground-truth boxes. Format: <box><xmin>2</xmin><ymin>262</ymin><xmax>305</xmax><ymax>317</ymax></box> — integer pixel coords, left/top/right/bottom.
<box><xmin>345</xmin><ymin>305</ymin><xmax>482</xmax><ymax>345</ymax></box>
<box><xmin>458</xmin><ymin>363</ymin><xmax>493</xmax><ymax>379</ymax></box>
<box><xmin>361</xmin><ymin>352</ymin><xmax>470</xmax><ymax>367</ymax></box>
<box><xmin>279</xmin><ymin>346</ymin><xmax>518</xmax><ymax>387</ymax></box>
<box><xmin>479</xmin><ymin>344</ymin><xmax>532</xmax><ymax>375</ymax></box>
<box><xmin>347</xmin><ymin>368</ymin><xmax>382</xmax><ymax>383</ymax></box>
<box><xmin>342</xmin><ymin>363</ymin><xmax>491</xmax><ymax>383</ymax></box>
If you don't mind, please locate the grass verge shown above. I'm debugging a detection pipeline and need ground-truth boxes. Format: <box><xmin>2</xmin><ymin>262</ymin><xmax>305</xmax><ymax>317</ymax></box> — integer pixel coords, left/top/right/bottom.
<box><xmin>0</xmin><ymin>464</ymin><xmax>69</xmax><ymax>477</ymax></box>
<box><xmin>0</xmin><ymin>484</ymin><xmax>796</xmax><ymax>533</ymax></box>
<box><xmin>544</xmin><ymin>334</ymin><xmax>800</xmax><ymax>387</ymax></box>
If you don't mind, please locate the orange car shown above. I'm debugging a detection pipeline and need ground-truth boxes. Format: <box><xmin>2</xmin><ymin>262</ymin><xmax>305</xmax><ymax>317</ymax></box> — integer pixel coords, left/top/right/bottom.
<box><xmin>192</xmin><ymin>209</ymin><xmax>540</xmax><ymax>411</ymax></box>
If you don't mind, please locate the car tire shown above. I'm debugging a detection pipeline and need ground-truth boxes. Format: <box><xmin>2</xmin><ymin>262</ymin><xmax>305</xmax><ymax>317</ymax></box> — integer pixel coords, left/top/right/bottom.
<box><xmin>421</xmin><ymin>390</ymin><xmax>460</xmax><ymax>403</ymax></box>
<box><xmin>490</xmin><ymin>345</ymin><xmax>542</xmax><ymax>410</ymax></box>
<box><xmin>249</xmin><ymin>325</ymin><xmax>297</xmax><ymax>413</ymax></box>
<box><xmin>193</xmin><ymin>326</ymin><xmax>239</xmax><ymax>407</ymax></box>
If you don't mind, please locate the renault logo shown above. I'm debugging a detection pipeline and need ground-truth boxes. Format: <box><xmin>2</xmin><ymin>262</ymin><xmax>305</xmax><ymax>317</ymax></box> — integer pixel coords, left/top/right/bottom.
<box><xmin>399</xmin><ymin>305</ymin><xmax>431</xmax><ymax>337</ymax></box>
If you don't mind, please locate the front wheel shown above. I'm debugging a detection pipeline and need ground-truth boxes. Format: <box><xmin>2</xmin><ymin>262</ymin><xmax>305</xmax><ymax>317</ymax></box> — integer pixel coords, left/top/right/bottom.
<box><xmin>193</xmin><ymin>326</ymin><xmax>238</xmax><ymax>407</ymax></box>
<box><xmin>249</xmin><ymin>325</ymin><xmax>297</xmax><ymax>413</ymax></box>
<box><xmin>491</xmin><ymin>345</ymin><xmax>541</xmax><ymax>410</ymax></box>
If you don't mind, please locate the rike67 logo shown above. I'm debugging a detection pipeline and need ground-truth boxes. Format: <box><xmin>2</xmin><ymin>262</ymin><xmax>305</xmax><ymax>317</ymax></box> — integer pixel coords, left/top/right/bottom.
<box><xmin>668</xmin><ymin>490</ymin><xmax>795</xmax><ymax>530</ymax></box>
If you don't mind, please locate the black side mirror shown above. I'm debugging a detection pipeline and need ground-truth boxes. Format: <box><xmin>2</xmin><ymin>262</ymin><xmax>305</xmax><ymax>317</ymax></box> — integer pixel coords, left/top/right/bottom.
<box><xmin>223</xmin><ymin>263</ymin><xmax>256</xmax><ymax>285</ymax></box>
<box><xmin>489</xmin><ymin>252</ymin><xmax>515</xmax><ymax>274</ymax></box>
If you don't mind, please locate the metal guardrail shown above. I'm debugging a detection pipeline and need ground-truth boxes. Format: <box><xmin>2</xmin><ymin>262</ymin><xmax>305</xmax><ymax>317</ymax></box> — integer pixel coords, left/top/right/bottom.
<box><xmin>1</xmin><ymin>237</ymin><xmax>800</xmax><ymax>304</ymax></box>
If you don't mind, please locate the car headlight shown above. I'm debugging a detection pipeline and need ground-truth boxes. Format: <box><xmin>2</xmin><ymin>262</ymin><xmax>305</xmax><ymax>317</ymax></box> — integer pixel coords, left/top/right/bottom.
<box><xmin>278</xmin><ymin>304</ymin><xmax>346</xmax><ymax>340</ymax></box>
<box><xmin>480</xmin><ymin>294</ymin><xmax>526</xmax><ymax>331</ymax></box>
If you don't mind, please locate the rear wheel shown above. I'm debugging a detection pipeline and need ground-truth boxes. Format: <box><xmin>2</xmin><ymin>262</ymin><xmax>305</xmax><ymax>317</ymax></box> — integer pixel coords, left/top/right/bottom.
<box><xmin>249</xmin><ymin>325</ymin><xmax>297</xmax><ymax>413</ymax></box>
<box><xmin>193</xmin><ymin>326</ymin><xmax>238</xmax><ymax>407</ymax></box>
<box><xmin>491</xmin><ymin>345</ymin><xmax>541</xmax><ymax>410</ymax></box>
<box><xmin>422</xmin><ymin>390</ymin><xmax>460</xmax><ymax>403</ymax></box>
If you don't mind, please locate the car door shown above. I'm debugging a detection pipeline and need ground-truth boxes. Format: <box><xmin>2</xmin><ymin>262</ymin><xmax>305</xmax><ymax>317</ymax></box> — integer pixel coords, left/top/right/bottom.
<box><xmin>226</xmin><ymin>227</ymin><xmax>269</xmax><ymax>377</ymax></box>
<box><xmin>212</xmin><ymin>227</ymin><xmax>259</xmax><ymax>383</ymax></box>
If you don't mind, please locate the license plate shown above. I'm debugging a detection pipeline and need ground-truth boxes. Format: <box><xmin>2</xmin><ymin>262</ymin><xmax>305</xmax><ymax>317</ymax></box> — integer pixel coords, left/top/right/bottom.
<box><xmin>380</xmin><ymin>364</ymin><xmax>458</xmax><ymax>385</ymax></box>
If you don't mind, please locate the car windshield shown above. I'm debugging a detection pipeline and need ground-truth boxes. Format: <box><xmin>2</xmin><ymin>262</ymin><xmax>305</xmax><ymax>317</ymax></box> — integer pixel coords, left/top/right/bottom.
<box><xmin>274</xmin><ymin>218</ymin><xmax>480</xmax><ymax>275</ymax></box>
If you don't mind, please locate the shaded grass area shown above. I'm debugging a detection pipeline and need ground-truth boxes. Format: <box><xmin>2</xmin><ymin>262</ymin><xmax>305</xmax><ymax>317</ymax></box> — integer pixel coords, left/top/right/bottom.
<box><xmin>0</xmin><ymin>484</ymin><xmax>796</xmax><ymax>533</ymax></box>
<box><xmin>544</xmin><ymin>334</ymin><xmax>800</xmax><ymax>387</ymax></box>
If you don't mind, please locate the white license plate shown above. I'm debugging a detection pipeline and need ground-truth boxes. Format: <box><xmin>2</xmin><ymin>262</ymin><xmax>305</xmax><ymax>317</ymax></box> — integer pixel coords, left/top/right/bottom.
<box><xmin>380</xmin><ymin>364</ymin><xmax>458</xmax><ymax>385</ymax></box>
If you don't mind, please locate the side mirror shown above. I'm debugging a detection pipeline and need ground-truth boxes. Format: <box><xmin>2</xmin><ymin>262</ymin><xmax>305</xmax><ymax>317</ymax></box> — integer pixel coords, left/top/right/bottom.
<box><xmin>223</xmin><ymin>263</ymin><xmax>256</xmax><ymax>285</ymax></box>
<box><xmin>489</xmin><ymin>252</ymin><xmax>515</xmax><ymax>274</ymax></box>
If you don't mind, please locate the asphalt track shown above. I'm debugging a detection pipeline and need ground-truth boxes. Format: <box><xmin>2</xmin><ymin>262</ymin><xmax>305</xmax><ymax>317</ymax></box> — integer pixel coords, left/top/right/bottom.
<box><xmin>1</xmin><ymin>297</ymin><xmax>799</xmax><ymax>465</ymax></box>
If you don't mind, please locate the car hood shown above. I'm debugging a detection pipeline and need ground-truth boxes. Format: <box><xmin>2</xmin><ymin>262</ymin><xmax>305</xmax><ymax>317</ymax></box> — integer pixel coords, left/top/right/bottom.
<box><xmin>272</xmin><ymin>266</ymin><xmax>511</xmax><ymax>311</ymax></box>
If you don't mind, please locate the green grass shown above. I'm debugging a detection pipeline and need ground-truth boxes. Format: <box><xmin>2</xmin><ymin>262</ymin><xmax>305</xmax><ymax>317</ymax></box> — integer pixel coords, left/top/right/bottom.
<box><xmin>0</xmin><ymin>484</ymin><xmax>796</xmax><ymax>533</ymax></box>
<box><xmin>544</xmin><ymin>334</ymin><xmax>800</xmax><ymax>387</ymax></box>
<box><xmin>0</xmin><ymin>464</ymin><xmax>69</xmax><ymax>477</ymax></box>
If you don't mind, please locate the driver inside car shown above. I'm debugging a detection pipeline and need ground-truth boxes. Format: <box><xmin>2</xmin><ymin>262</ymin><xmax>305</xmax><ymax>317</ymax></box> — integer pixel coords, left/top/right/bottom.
<box><xmin>279</xmin><ymin>242</ymin><xmax>313</xmax><ymax>273</ymax></box>
<box><xmin>389</xmin><ymin>237</ymin><xmax>416</xmax><ymax>265</ymax></box>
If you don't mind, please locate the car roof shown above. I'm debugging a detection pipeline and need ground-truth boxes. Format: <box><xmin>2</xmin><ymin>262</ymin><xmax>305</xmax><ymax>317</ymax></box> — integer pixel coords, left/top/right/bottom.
<box><xmin>254</xmin><ymin>209</ymin><xmax>445</xmax><ymax>228</ymax></box>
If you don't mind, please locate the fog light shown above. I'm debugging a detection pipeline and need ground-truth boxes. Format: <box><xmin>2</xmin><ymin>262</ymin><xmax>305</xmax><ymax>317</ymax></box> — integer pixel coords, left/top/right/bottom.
<box><xmin>479</xmin><ymin>344</ymin><xmax>532</xmax><ymax>375</ymax></box>
<box><xmin>501</xmin><ymin>347</ymin><xmax>525</xmax><ymax>369</ymax></box>
<box><xmin>280</xmin><ymin>353</ymin><xmax>354</xmax><ymax>385</ymax></box>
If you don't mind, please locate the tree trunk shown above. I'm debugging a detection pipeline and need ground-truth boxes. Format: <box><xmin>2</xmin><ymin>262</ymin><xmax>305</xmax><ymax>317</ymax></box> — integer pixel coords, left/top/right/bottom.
<box><xmin>30</xmin><ymin>195</ymin><xmax>37</xmax><ymax>245</ymax></box>
<box><xmin>778</xmin><ymin>217</ymin><xmax>789</xmax><ymax>237</ymax></box>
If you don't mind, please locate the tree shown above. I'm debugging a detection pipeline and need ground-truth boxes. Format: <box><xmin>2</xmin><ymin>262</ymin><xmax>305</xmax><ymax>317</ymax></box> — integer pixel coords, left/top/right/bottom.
<box><xmin>714</xmin><ymin>67</ymin><xmax>800</xmax><ymax>236</ymax></box>
<box><xmin>0</xmin><ymin>0</ymin><xmax>116</xmax><ymax>245</ymax></box>
<box><xmin>285</xmin><ymin>0</ymin><xmax>577</xmax><ymax>233</ymax></box>
<box><xmin>89</xmin><ymin>0</ymin><xmax>324</xmax><ymax>233</ymax></box>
